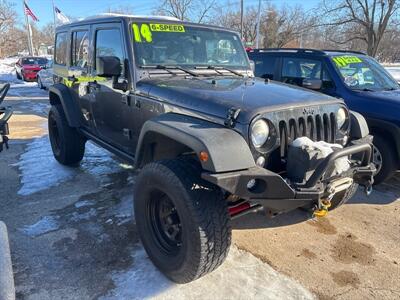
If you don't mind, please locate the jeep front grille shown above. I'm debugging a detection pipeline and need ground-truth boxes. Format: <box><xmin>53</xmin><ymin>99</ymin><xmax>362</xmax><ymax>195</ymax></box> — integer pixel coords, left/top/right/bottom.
<box><xmin>278</xmin><ymin>113</ymin><xmax>337</xmax><ymax>157</ymax></box>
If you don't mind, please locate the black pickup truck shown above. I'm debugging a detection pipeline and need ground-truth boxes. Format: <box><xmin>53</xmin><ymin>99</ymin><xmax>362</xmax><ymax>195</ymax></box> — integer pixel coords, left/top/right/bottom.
<box><xmin>49</xmin><ymin>15</ymin><xmax>375</xmax><ymax>282</ymax></box>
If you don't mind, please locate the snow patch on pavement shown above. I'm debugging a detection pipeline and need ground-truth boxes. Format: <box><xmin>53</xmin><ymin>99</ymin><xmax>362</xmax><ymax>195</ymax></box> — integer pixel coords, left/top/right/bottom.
<box><xmin>106</xmin><ymin>195</ymin><xmax>134</xmax><ymax>225</ymax></box>
<box><xmin>20</xmin><ymin>216</ymin><xmax>60</xmax><ymax>237</ymax></box>
<box><xmin>15</xmin><ymin>136</ymin><xmax>120</xmax><ymax>196</ymax></box>
<box><xmin>101</xmin><ymin>246</ymin><xmax>315</xmax><ymax>300</ymax></box>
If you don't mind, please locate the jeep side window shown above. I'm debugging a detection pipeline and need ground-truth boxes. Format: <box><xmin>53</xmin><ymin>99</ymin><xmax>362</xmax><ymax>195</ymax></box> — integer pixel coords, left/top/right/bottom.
<box><xmin>71</xmin><ymin>31</ymin><xmax>89</xmax><ymax>69</ymax></box>
<box><xmin>95</xmin><ymin>29</ymin><xmax>124</xmax><ymax>75</ymax></box>
<box><xmin>55</xmin><ymin>32</ymin><xmax>68</xmax><ymax>65</ymax></box>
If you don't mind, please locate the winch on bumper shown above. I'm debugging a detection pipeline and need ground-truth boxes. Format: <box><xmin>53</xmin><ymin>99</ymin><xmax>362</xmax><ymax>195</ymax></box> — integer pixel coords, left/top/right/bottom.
<box><xmin>202</xmin><ymin>140</ymin><xmax>375</xmax><ymax>215</ymax></box>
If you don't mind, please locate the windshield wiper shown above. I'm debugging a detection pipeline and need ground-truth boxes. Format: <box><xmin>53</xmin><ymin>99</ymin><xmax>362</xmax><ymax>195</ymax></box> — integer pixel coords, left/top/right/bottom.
<box><xmin>204</xmin><ymin>65</ymin><xmax>244</xmax><ymax>77</ymax></box>
<box><xmin>141</xmin><ymin>65</ymin><xmax>199</xmax><ymax>77</ymax></box>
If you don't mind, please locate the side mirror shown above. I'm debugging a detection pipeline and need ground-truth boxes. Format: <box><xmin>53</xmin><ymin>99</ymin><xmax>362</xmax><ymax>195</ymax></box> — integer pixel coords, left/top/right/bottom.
<box><xmin>302</xmin><ymin>79</ymin><xmax>322</xmax><ymax>90</ymax></box>
<box><xmin>96</xmin><ymin>56</ymin><xmax>122</xmax><ymax>77</ymax></box>
<box><xmin>249</xmin><ymin>60</ymin><xmax>255</xmax><ymax>73</ymax></box>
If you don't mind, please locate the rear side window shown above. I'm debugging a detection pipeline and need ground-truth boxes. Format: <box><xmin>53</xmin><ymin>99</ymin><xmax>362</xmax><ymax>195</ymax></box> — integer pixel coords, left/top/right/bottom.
<box><xmin>95</xmin><ymin>29</ymin><xmax>124</xmax><ymax>71</ymax></box>
<box><xmin>282</xmin><ymin>57</ymin><xmax>321</xmax><ymax>80</ymax></box>
<box><xmin>55</xmin><ymin>32</ymin><xmax>68</xmax><ymax>65</ymax></box>
<box><xmin>250</xmin><ymin>54</ymin><xmax>276</xmax><ymax>79</ymax></box>
<box><xmin>71</xmin><ymin>31</ymin><xmax>89</xmax><ymax>68</ymax></box>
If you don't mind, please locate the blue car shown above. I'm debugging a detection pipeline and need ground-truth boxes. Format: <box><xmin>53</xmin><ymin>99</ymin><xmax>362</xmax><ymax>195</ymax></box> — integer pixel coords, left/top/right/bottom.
<box><xmin>248</xmin><ymin>49</ymin><xmax>400</xmax><ymax>184</ymax></box>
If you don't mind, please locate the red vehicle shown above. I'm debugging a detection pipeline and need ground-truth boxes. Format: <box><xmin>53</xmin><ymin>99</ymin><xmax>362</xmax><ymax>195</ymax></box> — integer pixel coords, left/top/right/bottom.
<box><xmin>15</xmin><ymin>57</ymin><xmax>48</xmax><ymax>81</ymax></box>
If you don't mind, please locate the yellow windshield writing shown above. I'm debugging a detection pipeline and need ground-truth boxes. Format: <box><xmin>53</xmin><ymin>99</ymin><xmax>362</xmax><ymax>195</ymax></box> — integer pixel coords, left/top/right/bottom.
<box><xmin>333</xmin><ymin>56</ymin><xmax>363</xmax><ymax>67</ymax></box>
<box><xmin>132</xmin><ymin>23</ymin><xmax>185</xmax><ymax>43</ymax></box>
<box><xmin>149</xmin><ymin>23</ymin><xmax>185</xmax><ymax>32</ymax></box>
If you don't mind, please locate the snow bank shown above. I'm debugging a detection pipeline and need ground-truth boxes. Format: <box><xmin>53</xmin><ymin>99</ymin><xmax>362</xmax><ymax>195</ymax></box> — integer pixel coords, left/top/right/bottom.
<box><xmin>385</xmin><ymin>66</ymin><xmax>400</xmax><ymax>82</ymax></box>
<box><xmin>101</xmin><ymin>246</ymin><xmax>315</xmax><ymax>300</ymax></box>
<box><xmin>15</xmin><ymin>136</ymin><xmax>121</xmax><ymax>196</ymax></box>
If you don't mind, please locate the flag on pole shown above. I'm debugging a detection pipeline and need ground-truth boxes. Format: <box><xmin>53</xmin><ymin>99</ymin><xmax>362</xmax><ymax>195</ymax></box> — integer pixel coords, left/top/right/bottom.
<box><xmin>24</xmin><ymin>1</ymin><xmax>39</xmax><ymax>22</ymax></box>
<box><xmin>55</xmin><ymin>6</ymin><xmax>70</xmax><ymax>24</ymax></box>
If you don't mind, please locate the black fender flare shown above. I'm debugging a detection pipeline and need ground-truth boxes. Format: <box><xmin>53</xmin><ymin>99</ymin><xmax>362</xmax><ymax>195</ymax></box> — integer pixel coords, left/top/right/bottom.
<box><xmin>350</xmin><ymin>110</ymin><xmax>369</xmax><ymax>139</ymax></box>
<box><xmin>134</xmin><ymin>113</ymin><xmax>256</xmax><ymax>173</ymax></box>
<box><xmin>48</xmin><ymin>84</ymin><xmax>81</xmax><ymax>127</ymax></box>
<box><xmin>367</xmin><ymin>117</ymin><xmax>400</xmax><ymax>156</ymax></box>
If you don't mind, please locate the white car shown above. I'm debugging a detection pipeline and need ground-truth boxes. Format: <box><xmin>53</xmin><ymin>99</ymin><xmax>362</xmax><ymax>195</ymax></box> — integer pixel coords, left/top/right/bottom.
<box><xmin>37</xmin><ymin>60</ymin><xmax>53</xmax><ymax>89</ymax></box>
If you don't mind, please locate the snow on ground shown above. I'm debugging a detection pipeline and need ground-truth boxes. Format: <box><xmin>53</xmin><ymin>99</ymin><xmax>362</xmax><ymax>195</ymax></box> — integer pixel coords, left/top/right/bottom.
<box><xmin>102</xmin><ymin>246</ymin><xmax>315</xmax><ymax>300</ymax></box>
<box><xmin>385</xmin><ymin>66</ymin><xmax>400</xmax><ymax>82</ymax></box>
<box><xmin>14</xmin><ymin>136</ymin><xmax>121</xmax><ymax>196</ymax></box>
<box><xmin>20</xmin><ymin>215</ymin><xmax>60</xmax><ymax>237</ymax></box>
<box><xmin>0</xmin><ymin>57</ymin><xmax>22</xmax><ymax>84</ymax></box>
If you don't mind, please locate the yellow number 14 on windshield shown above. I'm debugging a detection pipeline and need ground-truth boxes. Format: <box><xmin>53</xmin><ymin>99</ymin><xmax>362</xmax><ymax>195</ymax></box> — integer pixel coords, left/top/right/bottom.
<box><xmin>132</xmin><ymin>23</ymin><xmax>152</xmax><ymax>43</ymax></box>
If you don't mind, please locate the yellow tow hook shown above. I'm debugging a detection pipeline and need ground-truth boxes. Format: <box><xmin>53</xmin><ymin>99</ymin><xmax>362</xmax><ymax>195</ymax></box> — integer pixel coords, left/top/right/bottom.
<box><xmin>312</xmin><ymin>199</ymin><xmax>331</xmax><ymax>218</ymax></box>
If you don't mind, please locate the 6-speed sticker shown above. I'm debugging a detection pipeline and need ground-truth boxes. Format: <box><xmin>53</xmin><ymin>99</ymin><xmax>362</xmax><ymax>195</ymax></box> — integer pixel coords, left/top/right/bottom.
<box><xmin>149</xmin><ymin>23</ymin><xmax>185</xmax><ymax>32</ymax></box>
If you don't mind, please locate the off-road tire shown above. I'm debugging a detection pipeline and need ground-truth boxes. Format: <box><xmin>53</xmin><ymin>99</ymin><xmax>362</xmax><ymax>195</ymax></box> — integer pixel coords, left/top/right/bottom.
<box><xmin>48</xmin><ymin>104</ymin><xmax>86</xmax><ymax>166</ymax></box>
<box><xmin>372</xmin><ymin>135</ymin><xmax>397</xmax><ymax>185</ymax></box>
<box><xmin>134</xmin><ymin>158</ymin><xmax>231</xmax><ymax>283</ymax></box>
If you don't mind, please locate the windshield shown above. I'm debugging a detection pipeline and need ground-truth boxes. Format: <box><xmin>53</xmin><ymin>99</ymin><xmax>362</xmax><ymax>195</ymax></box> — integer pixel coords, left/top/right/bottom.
<box><xmin>331</xmin><ymin>55</ymin><xmax>399</xmax><ymax>91</ymax></box>
<box><xmin>131</xmin><ymin>22</ymin><xmax>249</xmax><ymax>69</ymax></box>
<box><xmin>22</xmin><ymin>57</ymin><xmax>48</xmax><ymax>65</ymax></box>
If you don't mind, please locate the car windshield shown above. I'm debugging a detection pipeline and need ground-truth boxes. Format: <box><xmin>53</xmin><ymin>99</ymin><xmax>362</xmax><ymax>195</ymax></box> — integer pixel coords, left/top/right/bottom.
<box><xmin>131</xmin><ymin>22</ymin><xmax>249</xmax><ymax>69</ymax></box>
<box><xmin>22</xmin><ymin>57</ymin><xmax>48</xmax><ymax>65</ymax></box>
<box><xmin>331</xmin><ymin>54</ymin><xmax>399</xmax><ymax>91</ymax></box>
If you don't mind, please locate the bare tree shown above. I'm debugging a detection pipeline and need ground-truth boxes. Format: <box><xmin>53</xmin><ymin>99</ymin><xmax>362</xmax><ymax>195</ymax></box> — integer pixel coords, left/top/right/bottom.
<box><xmin>319</xmin><ymin>0</ymin><xmax>400</xmax><ymax>57</ymax></box>
<box><xmin>156</xmin><ymin>0</ymin><xmax>216</xmax><ymax>23</ymax></box>
<box><xmin>0</xmin><ymin>0</ymin><xmax>20</xmax><ymax>57</ymax></box>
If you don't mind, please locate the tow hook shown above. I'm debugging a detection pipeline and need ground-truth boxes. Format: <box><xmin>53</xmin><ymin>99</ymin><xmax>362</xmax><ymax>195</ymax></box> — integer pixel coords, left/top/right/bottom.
<box><xmin>313</xmin><ymin>199</ymin><xmax>331</xmax><ymax>218</ymax></box>
<box><xmin>365</xmin><ymin>184</ymin><xmax>373</xmax><ymax>196</ymax></box>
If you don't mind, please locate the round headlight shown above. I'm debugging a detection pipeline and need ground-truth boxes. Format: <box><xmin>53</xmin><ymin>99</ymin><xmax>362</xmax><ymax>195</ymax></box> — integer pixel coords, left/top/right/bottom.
<box><xmin>337</xmin><ymin>107</ymin><xmax>348</xmax><ymax>129</ymax></box>
<box><xmin>251</xmin><ymin>119</ymin><xmax>269</xmax><ymax>147</ymax></box>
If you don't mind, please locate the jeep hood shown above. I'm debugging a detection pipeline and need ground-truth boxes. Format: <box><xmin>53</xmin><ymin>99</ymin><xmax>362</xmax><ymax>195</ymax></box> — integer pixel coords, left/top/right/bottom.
<box><xmin>137</xmin><ymin>77</ymin><xmax>343</xmax><ymax>124</ymax></box>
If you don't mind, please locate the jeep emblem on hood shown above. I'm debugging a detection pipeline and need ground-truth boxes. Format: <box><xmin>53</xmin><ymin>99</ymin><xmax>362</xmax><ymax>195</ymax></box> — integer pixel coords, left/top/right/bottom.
<box><xmin>303</xmin><ymin>107</ymin><xmax>315</xmax><ymax>115</ymax></box>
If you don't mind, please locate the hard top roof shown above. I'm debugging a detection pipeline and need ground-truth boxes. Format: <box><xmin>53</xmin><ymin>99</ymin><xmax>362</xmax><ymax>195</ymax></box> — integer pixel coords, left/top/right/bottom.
<box><xmin>55</xmin><ymin>14</ymin><xmax>235</xmax><ymax>33</ymax></box>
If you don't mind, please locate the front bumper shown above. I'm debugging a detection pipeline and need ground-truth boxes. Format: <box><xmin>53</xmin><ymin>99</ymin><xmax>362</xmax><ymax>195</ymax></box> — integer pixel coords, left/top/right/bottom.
<box><xmin>23</xmin><ymin>71</ymin><xmax>38</xmax><ymax>80</ymax></box>
<box><xmin>202</xmin><ymin>140</ymin><xmax>375</xmax><ymax>213</ymax></box>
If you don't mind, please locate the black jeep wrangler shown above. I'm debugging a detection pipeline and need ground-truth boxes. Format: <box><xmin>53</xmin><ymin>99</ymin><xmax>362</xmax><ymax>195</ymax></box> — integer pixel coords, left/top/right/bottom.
<box><xmin>49</xmin><ymin>15</ymin><xmax>375</xmax><ymax>283</ymax></box>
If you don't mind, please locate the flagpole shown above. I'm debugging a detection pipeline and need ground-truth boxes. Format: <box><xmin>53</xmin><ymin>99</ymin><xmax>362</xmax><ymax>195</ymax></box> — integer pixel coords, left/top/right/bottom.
<box><xmin>23</xmin><ymin>0</ymin><xmax>32</xmax><ymax>55</ymax></box>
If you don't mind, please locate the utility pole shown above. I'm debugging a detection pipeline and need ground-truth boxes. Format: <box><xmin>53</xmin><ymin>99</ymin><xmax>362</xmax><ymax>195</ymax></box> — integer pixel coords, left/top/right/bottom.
<box><xmin>240</xmin><ymin>0</ymin><xmax>244</xmax><ymax>40</ymax></box>
<box><xmin>52</xmin><ymin>0</ymin><xmax>56</xmax><ymax>29</ymax></box>
<box><xmin>256</xmin><ymin>0</ymin><xmax>261</xmax><ymax>48</ymax></box>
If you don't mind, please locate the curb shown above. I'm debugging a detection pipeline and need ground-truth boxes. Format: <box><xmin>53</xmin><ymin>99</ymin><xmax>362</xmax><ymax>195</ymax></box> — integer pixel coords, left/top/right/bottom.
<box><xmin>0</xmin><ymin>221</ymin><xmax>15</xmax><ymax>300</ymax></box>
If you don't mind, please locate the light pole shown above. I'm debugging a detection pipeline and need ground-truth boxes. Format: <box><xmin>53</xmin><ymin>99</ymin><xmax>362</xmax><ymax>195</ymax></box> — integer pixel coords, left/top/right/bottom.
<box><xmin>256</xmin><ymin>0</ymin><xmax>261</xmax><ymax>48</ymax></box>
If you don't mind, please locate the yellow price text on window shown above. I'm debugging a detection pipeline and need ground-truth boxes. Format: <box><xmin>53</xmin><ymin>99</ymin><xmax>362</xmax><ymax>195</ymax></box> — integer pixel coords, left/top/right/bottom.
<box><xmin>132</xmin><ymin>23</ymin><xmax>153</xmax><ymax>43</ymax></box>
<box><xmin>149</xmin><ymin>23</ymin><xmax>185</xmax><ymax>32</ymax></box>
<box><xmin>333</xmin><ymin>56</ymin><xmax>363</xmax><ymax>67</ymax></box>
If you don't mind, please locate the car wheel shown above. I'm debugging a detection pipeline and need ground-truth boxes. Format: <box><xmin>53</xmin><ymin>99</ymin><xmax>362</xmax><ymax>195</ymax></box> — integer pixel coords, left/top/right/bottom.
<box><xmin>329</xmin><ymin>183</ymin><xmax>359</xmax><ymax>210</ymax></box>
<box><xmin>37</xmin><ymin>76</ymin><xmax>44</xmax><ymax>89</ymax></box>
<box><xmin>134</xmin><ymin>158</ymin><xmax>231</xmax><ymax>283</ymax></box>
<box><xmin>48</xmin><ymin>104</ymin><xmax>86</xmax><ymax>166</ymax></box>
<box><xmin>372</xmin><ymin>135</ymin><xmax>397</xmax><ymax>184</ymax></box>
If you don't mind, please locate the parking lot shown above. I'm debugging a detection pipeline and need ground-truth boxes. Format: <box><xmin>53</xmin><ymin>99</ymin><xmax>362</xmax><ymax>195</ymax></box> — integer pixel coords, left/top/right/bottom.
<box><xmin>1</xmin><ymin>61</ymin><xmax>399</xmax><ymax>299</ymax></box>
